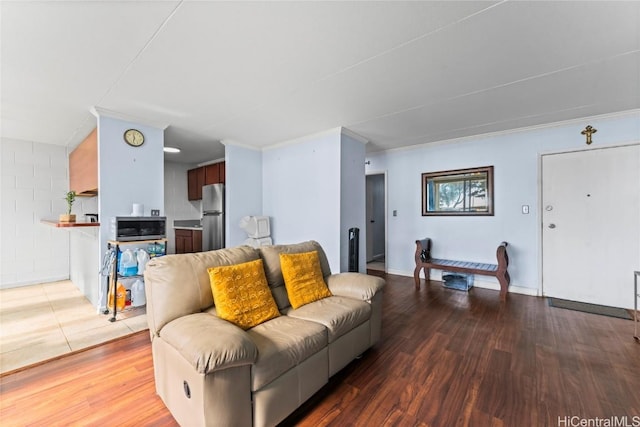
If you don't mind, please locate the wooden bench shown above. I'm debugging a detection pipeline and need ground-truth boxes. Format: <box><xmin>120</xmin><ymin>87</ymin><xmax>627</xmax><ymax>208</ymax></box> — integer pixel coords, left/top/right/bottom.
<box><xmin>413</xmin><ymin>238</ymin><xmax>510</xmax><ymax>300</ymax></box>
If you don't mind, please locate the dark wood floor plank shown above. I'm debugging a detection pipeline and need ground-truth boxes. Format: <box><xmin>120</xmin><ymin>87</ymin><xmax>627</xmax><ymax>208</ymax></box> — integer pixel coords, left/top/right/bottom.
<box><xmin>2</xmin><ymin>274</ymin><xmax>639</xmax><ymax>426</ymax></box>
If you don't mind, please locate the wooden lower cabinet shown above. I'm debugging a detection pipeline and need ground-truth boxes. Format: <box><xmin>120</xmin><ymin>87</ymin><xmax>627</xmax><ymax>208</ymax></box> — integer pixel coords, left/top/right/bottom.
<box><xmin>193</xmin><ymin>229</ymin><xmax>202</xmax><ymax>253</ymax></box>
<box><xmin>175</xmin><ymin>229</ymin><xmax>202</xmax><ymax>254</ymax></box>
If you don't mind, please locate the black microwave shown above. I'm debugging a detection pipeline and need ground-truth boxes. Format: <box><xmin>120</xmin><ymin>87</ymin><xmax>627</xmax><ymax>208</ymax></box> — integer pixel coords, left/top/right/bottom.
<box><xmin>109</xmin><ymin>216</ymin><xmax>167</xmax><ymax>242</ymax></box>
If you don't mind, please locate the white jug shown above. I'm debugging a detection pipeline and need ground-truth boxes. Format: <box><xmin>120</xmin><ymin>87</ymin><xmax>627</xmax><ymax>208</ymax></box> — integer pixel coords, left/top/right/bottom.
<box><xmin>137</xmin><ymin>249</ymin><xmax>150</xmax><ymax>275</ymax></box>
<box><xmin>120</xmin><ymin>249</ymin><xmax>137</xmax><ymax>276</ymax></box>
<box><xmin>131</xmin><ymin>279</ymin><xmax>146</xmax><ymax>307</ymax></box>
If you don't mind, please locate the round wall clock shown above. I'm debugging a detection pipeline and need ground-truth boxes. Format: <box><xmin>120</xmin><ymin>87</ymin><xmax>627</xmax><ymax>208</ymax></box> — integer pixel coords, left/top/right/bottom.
<box><xmin>124</xmin><ymin>129</ymin><xmax>145</xmax><ymax>147</ymax></box>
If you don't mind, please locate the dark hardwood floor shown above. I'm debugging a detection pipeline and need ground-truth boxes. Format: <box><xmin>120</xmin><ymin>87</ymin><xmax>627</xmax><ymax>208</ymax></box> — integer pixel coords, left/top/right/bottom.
<box><xmin>1</xmin><ymin>274</ymin><xmax>638</xmax><ymax>426</ymax></box>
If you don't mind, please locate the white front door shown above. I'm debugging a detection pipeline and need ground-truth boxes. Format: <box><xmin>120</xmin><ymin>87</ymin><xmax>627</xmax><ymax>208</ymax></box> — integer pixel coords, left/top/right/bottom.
<box><xmin>541</xmin><ymin>144</ymin><xmax>640</xmax><ymax>309</ymax></box>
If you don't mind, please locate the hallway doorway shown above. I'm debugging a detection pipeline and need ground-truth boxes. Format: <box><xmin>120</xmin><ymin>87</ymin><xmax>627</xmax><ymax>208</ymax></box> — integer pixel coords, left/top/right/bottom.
<box><xmin>366</xmin><ymin>173</ymin><xmax>386</xmax><ymax>272</ymax></box>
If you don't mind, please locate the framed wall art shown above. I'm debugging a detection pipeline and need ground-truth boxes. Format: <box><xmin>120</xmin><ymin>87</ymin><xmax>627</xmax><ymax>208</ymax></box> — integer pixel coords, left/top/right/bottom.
<box><xmin>421</xmin><ymin>166</ymin><xmax>494</xmax><ymax>216</ymax></box>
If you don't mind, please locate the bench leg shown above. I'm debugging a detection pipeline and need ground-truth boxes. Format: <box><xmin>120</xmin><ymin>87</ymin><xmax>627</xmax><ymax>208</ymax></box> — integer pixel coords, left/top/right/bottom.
<box><xmin>497</xmin><ymin>271</ymin><xmax>510</xmax><ymax>300</ymax></box>
<box><xmin>413</xmin><ymin>266</ymin><xmax>421</xmax><ymax>290</ymax></box>
<box><xmin>414</xmin><ymin>266</ymin><xmax>430</xmax><ymax>290</ymax></box>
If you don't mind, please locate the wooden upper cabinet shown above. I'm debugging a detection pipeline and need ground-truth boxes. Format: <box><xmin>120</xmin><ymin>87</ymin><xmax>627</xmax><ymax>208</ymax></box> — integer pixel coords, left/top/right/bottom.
<box><xmin>219</xmin><ymin>161</ymin><xmax>225</xmax><ymax>184</ymax></box>
<box><xmin>187</xmin><ymin>167</ymin><xmax>205</xmax><ymax>201</ymax></box>
<box><xmin>204</xmin><ymin>163</ymin><xmax>220</xmax><ymax>185</ymax></box>
<box><xmin>187</xmin><ymin>161</ymin><xmax>225</xmax><ymax>200</ymax></box>
<box><xmin>69</xmin><ymin>128</ymin><xmax>98</xmax><ymax>196</ymax></box>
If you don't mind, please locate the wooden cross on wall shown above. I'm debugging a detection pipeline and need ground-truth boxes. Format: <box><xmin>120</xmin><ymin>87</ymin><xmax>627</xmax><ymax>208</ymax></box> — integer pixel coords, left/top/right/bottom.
<box><xmin>581</xmin><ymin>125</ymin><xmax>597</xmax><ymax>145</ymax></box>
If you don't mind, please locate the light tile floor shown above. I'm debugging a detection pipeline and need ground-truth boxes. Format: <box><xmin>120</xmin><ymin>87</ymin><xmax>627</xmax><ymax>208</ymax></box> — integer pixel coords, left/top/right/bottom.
<box><xmin>0</xmin><ymin>280</ymin><xmax>148</xmax><ymax>374</ymax></box>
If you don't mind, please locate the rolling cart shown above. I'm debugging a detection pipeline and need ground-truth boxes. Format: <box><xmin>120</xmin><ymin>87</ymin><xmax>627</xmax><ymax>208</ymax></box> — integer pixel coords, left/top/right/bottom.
<box><xmin>105</xmin><ymin>238</ymin><xmax>166</xmax><ymax>322</ymax></box>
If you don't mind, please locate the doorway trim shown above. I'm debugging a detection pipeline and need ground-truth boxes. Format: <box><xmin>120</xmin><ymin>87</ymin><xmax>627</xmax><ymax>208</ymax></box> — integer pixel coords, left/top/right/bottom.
<box><xmin>537</xmin><ymin>141</ymin><xmax>640</xmax><ymax>298</ymax></box>
<box><xmin>366</xmin><ymin>170</ymin><xmax>388</xmax><ymax>273</ymax></box>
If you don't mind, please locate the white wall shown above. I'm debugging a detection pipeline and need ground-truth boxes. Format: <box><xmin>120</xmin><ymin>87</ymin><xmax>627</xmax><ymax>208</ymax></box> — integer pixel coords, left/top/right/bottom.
<box><xmin>68</xmin><ymin>193</ymin><xmax>99</xmax><ymax>300</ymax></box>
<box><xmin>366</xmin><ymin>111</ymin><xmax>640</xmax><ymax>293</ymax></box>
<box><xmin>225</xmin><ymin>143</ymin><xmax>263</xmax><ymax>247</ymax></box>
<box><xmin>164</xmin><ymin>161</ymin><xmax>201</xmax><ymax>254</ymax></box>
<box><xmin>261</xmin><ymin>128</ymin><xmax>368</xmax><ymax>273</ymax></box>
<box><xmin>0</xmin><ymin>139</ymin><xmax>70</xmax><ymax>288</ymax></box>
<box><xmin>262</xmin><ymin>129</ymin><xmax>342</xmax><ymax>271</ymax></box>
<box><xmin>95</xmin><ymin>115</ymin><xmax>164</xmax><ymax>306</ymax></box>
<box><xmin>340</xmin><ymin>133</ymin><xmax>366</xmax><ymax>272</ymax></box>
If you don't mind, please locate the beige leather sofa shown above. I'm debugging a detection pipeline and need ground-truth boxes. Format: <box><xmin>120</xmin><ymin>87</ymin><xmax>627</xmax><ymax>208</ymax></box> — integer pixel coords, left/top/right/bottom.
<box><xmin>144</xmin><ymin>240</ymin><xmax>385</xmax><ymax>427</ymax></box>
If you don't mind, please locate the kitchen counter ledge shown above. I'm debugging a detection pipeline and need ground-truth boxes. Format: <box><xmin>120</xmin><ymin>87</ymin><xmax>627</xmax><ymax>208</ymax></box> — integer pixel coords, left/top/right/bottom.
<box><xmin>41</xmin><ymin>219</ymin><xmax>100</xmax><ymax>227</ymax></box>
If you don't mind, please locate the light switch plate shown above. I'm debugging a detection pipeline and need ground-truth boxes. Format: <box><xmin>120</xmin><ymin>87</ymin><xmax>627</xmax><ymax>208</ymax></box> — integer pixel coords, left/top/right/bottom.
<box><xmin>522</xmin><ymin>205</ymin><xmax>529</xmax><ymax>214</ymax></box>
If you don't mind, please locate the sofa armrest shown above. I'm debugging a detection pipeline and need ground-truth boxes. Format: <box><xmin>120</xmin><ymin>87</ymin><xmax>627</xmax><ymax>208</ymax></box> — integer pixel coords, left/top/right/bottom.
<box><xmin>326</xmin><ymin>273</ymin><xmax>385</xmax><ymax>302</ymax></box>
<box><xmin>160</xmin><ymin>312</ymin><xmax>257</xmax><ymax>375</ymax></box>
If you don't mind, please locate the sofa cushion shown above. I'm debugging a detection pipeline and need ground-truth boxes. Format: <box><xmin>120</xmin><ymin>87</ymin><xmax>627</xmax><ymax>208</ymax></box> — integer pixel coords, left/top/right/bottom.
<box><xmin>247</xmin><ymin>316</ymin><xmax>327</xmax><ymax>391</ymax></box>
<box><xmin>284</xmin><ymin>296</ymin><xmax>371</xmax><ymax>343</ymax></box>
<box><xmin>208</xmin><ymin>259</ymin><xmax>280</xmax><ymax>330</ymax></box>
<box><xmin>160</xmin><ymin>313</ymin><xmax>257</xmax><ymax>374</ymax></box>
<box><xmin>326</xmin><ymin>273</ymin><xmax>386</xmax><ymax>301</ymax></box>
<box><xmin>144</xmin><ymin>245</ymin><xmax>260</xmax><ymax>336</ymax></box>
<box><xmin>258</xmin><ymin>241</ymin><xmax>332</xmax><ymax>310</ymax></box>
<box><xmin>280</xmin><ymin>251</ymin><xmax>332</xmax><ymax>309</ymax></box>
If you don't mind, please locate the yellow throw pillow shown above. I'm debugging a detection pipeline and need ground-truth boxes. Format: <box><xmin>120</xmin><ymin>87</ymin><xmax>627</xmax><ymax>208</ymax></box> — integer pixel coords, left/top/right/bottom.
<box><xmin>208</xmin><ymin>259</ymin><xmax>280</xmax><ymax>330</ymax></box>
<box><xmin>280</xmin><ymin>251</ymin><xmax>332</xmax><ymax>309</ymax></box>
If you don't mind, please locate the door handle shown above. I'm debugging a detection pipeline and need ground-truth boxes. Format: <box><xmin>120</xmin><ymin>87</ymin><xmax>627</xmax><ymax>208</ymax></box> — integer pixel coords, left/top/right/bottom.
<box><xmin>548</xmin><ymin>223</ymin><xmax>556</xmax><ymax>229</ymax></box>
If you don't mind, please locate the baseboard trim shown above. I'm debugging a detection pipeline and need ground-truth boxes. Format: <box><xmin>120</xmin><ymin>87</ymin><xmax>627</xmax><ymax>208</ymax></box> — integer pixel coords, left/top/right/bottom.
<box><xmin>1</xmin><ymin>275</ymin><xmax>70</xmax><ymax>289</ymax></box>
<box><xmin>386</xmin><ymin>269</ymin><xmax>540</xmax><ymax>297</ymax></box>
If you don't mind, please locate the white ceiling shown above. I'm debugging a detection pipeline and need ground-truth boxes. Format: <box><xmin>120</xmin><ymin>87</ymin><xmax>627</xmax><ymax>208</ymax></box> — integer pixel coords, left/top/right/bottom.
<box><xmin>2</xmin><ymin>1</ymin><xmax>639</xmax><ymax>164</ymax></box>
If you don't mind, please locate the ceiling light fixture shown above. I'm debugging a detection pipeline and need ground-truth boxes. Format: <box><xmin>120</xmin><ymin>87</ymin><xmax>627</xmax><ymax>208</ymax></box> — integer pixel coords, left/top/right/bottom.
<box><xmin>163</xmin><ymin>147</ymin><xmax>181</xmax><ymax>153</ymax></box>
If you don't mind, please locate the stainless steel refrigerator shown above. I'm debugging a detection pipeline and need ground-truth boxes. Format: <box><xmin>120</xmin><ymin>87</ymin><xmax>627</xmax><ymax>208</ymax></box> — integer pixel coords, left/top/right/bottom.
<box><xmin>202</xmin><ymin>183</ymin><xmax>224</xmax><ymax>251</ymax></box>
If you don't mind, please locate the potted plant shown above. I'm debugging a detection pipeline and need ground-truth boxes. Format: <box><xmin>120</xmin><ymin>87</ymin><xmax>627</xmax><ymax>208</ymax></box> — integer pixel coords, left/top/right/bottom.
<box><xmin>60</xmin><ymin>191</ymin><xmax>77</xmax><ymax>222</ymax></box>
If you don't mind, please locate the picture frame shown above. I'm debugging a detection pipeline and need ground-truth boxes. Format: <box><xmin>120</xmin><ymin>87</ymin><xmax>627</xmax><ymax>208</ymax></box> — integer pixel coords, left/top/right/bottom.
<box><xmin>421</xmin><ymin>166</ymin><xmax>494</xmax><ymax>216</ymax></box>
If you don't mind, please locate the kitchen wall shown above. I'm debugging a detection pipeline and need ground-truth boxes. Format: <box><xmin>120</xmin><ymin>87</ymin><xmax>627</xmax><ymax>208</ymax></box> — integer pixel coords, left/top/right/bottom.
<box><xmin>164</xmin><ymin>161</ymin><xmax>201</xmax><ymax>254</ymax></box>
<box><xmin>0</xmin><ymin>139</ymin><xmax>70</xmax><ymax>288</ymax></box>
<box><xmin>365</xmin><ymin>110</ymin><xmax>640</xmax><ymax>294</ymax></box>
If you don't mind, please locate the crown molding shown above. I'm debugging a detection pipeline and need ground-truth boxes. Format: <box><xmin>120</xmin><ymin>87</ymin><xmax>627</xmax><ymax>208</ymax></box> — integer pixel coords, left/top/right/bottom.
<box><xmin>376</xmin><ymin>108</ymin><xmax>640</xmax><ymax>155</ymax></box>
<box><xmin>341</xmin><ymin>127</ymin><xmax>369</xmax><ymax>144</ymax></box>
<box><xmin>90</xmin><ymin>106</ymin><xmax>170</xmax><ymax>130</ymax></box>
<box><xmin>197</xmin><ymin>158</ymin><xmax>226</xmax><ymax>167</ymax></box>
<box><xmin>220</xmin><ymin>139</ymin><xmax>261</xmax><ymax>151</ymax></box>
<box><xmin>263</xmin><ymin>126</ymin><xmax>369</xmax><ymax>151</ymax></box>
<box><xmin>263</xmin><ymin>127</ymin><xmax>342</xmax><ymax>151</ymax></box>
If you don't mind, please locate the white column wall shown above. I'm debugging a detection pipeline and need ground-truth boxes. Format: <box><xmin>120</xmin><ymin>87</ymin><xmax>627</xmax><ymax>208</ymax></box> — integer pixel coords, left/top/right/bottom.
<box><xmin>339</xmin><ymin>133</ymin><xmax>366</xmax><ymax>272</ymax></box>
<box><xmin>262</xmin><ymin>130</ymin><xmax>342</xmax><ymax>272</ymax></box>
<box><xmin>224</xmin><ymin>143</ymin><xmax>263</xmax><ymax>248</ymax></box>
<box><xmin>95</xmin><ymin>115</ymin><xmax>164</xmax><ymax>307</ymax></box>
